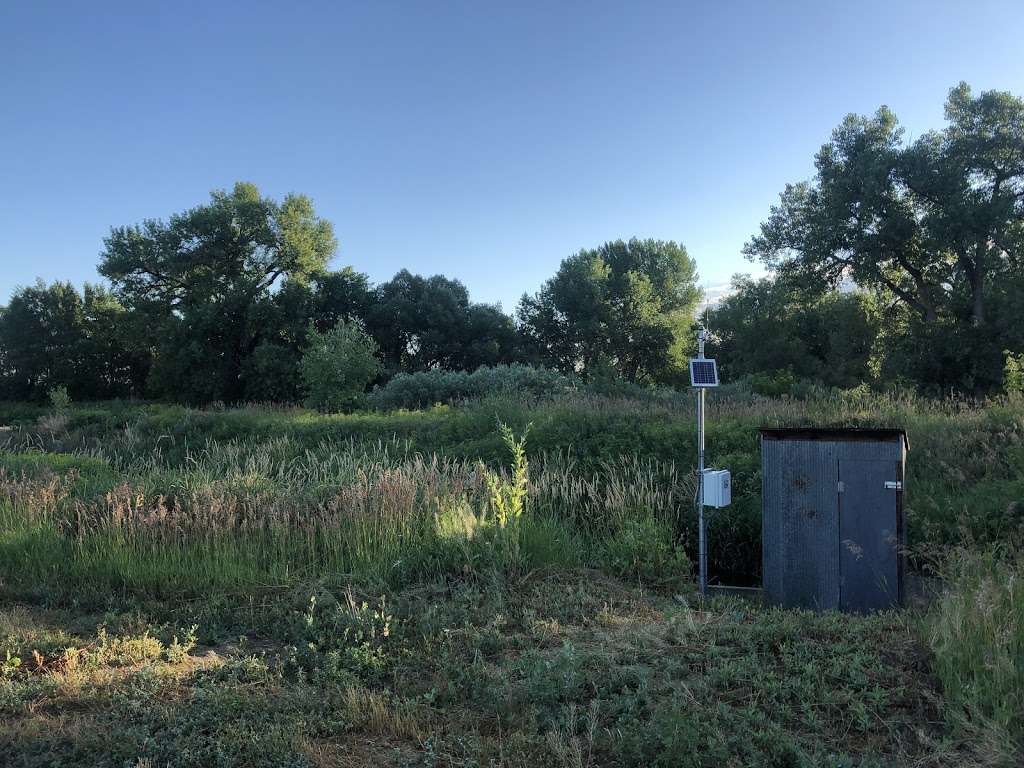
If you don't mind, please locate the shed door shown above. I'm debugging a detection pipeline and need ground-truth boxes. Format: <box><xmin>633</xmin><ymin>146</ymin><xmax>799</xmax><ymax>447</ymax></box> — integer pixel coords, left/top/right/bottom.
<box><xmin>837</xmin><ymin>460</ymin><xmax>900</xmax><ymax>612</ymax></box>
<box><xmin>777</xmin><ymin>449</ymin><xmax>840</xmax><ymax>611</ymax></box>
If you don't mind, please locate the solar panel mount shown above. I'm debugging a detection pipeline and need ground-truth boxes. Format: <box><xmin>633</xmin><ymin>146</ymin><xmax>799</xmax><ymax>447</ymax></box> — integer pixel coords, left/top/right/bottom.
<box><xmin>689</xmin><ymin>358</ymin><xmax>719</xmax><ymax>387</ymax></box>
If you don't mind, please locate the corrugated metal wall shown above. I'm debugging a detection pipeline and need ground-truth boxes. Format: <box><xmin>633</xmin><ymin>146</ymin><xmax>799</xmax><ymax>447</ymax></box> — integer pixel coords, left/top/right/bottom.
<box><xmin>761</xmin><ymin>431</ymin><xmax>906</xmax><ymax>613</ymax></box>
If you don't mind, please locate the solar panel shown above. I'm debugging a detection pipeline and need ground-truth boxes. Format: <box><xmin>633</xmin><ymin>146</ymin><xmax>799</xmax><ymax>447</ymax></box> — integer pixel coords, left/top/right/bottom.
<box><xmin>689</xmin><ymin>359</ymin><xmax>719</xmax><ymax>387</ymax></box>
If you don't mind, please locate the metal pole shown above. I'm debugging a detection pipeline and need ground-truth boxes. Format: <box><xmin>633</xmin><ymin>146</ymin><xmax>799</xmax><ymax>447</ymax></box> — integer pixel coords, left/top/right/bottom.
<box><xmin>697</xmin><ymin>387</ymin><xmax>706</xmax><ymax>595</ymax></box>
<box><xmin>697</xmin><ymin>328</ymin><xmax>707</xmax><ymax>596</ymax></box>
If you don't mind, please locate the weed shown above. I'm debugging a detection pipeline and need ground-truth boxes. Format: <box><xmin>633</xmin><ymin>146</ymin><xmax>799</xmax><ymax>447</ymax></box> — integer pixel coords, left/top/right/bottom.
<box><xmin>481</xmin><ymin>422</ymin><xmax>531</xmax><ymax>568</ymax></box>
<box><xmin>164</xmin><ymin>625</ymin><xmax>198</xmax><ymax>664</ymax></box>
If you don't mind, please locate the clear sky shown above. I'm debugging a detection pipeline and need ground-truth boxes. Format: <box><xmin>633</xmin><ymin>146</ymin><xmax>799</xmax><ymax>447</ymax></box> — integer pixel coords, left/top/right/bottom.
<box><xmin>2</xmin><ymin>1</ymin><xmax>1023</xmax><ymax>312</ymax></box>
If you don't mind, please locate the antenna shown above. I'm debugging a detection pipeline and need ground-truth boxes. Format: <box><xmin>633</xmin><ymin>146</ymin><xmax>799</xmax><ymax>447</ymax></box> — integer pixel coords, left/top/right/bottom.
<box><xmin>702</xmin><ymin>280</ymin><xmax>712</xmax><ymax>332</ymax></box>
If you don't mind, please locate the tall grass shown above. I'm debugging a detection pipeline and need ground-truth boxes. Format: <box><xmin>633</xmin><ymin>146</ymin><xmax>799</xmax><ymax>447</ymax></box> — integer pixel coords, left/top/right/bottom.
<box><xmin>0</xmin><ymin>431</ymin><xmax>694</xmax><ymax>603</ymax></box>
<box><xmin>927</xmin><ymin>548</ymin><xmax>1023</xmax><ymax>761</ymax></box>
<box><xmin>1</xmin><ymin>387</ymin><xmax>1021</xmax><ymax>582</ymax></box>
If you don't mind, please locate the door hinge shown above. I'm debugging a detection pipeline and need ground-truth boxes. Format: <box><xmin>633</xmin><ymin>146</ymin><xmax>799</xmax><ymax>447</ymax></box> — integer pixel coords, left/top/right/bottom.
<box><xmin>837</xmin><ymin>481</ymin><xmax>844</xmax><ymax>493</ymax></box>
<box><xmin>884</xmin><ymin>481</ymin><xmax>903</xmax><ymax>490</ymax></box>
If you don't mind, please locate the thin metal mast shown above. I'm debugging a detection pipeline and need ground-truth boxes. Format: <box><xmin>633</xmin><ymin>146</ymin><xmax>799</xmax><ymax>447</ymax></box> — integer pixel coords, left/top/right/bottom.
<box><xmin>697</xmin><ymin>326</ymin><xmax>707</xmax><ymax>596</ymax></box>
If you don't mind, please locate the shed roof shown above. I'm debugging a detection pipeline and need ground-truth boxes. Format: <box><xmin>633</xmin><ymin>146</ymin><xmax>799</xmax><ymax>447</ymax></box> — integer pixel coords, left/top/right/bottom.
<box><xmin>759</xmin><ymin>427</ymin><xmax>909</xmax><ymax>451</ymax></box>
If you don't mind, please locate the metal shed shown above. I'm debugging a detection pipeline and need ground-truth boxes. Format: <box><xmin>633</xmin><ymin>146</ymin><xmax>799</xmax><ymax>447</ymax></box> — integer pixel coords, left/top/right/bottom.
<box><xmin>760</xmin><ymin>428</ymin><xmax>908</xmax><ymax>613</ymax></box>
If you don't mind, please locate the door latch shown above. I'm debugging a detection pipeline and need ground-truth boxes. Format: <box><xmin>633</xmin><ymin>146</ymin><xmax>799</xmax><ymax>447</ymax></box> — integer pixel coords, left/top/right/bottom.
<box><xmin>884</xmin><ymin>481</ymin><xmax>902</xmax><ymax>490</ymax></box>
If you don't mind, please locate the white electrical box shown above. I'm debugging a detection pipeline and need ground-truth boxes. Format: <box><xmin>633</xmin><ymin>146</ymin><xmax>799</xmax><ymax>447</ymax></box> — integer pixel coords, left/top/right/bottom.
<box><xmin>702</xmin><ymin>469</ymin><xmax>731</xmax><ymax>507</ymax></box>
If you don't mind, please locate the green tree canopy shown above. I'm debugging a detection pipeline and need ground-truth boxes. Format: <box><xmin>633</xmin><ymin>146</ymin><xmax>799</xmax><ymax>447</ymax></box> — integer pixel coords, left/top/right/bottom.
<box><xmin>0</xmin><ymin>281</ymin><xmax>143</xmax><ymax>401</ymax></box>
<box><xmin>0</xmin><ymin>281</ymin><xmax>85</xmax><ymax>400</ymax></box>
<box><xmin>902</xmin><ymin>82</ymin><xmax>1024</xmax><ymax>326</ymax></box>
<box><xmin>745</xmin><ymin>83</ymin><xmax>1024</xmax><ymax>330</ymax></box>
<box><xmin>99</xmin><ymin>182</ymin><xmax>336</xmax><ymax>402</ymax></box>
<box><xmin>368</xmin><ymin>270</ymin><xmax>519</xmax><ymax>373</ymax></box>
<box><xmin>708</xmin><ymin>275</ymin><xmax>880</xmax><ymax>390</ymax></box>
<box><xmin>100</xmin><ymin>182</ymin><xmax>336</xmax><ymax>308</ymax></box>
<box><xmin>517</xmin><ymin>238</ymin><xmax>701</xmax><ymax>382</ymax></box>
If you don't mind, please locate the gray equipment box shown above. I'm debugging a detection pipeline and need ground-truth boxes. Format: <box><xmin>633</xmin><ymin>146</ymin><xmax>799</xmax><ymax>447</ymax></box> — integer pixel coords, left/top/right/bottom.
<box><xmin>760</xmin><ymin>428</ymin><xmax>908</xmax><ymax>613</ymax></box>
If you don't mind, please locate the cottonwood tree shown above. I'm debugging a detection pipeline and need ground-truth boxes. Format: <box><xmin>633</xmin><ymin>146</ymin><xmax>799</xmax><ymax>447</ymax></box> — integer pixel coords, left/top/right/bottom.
<box><xmin>517</xmin><ymin>238</ymin><xmax>701</xmax><ymax>382</ymax></box>
<box><xmin>100</xmin><ymin>182</ymin><xmax>336</xmax><ymax>402</ymax></box>
<box><xmin>746</xmin><ymin>108</ymin><xmax>948</xmax><ymax>322</ymax></box>
<box><xmin>368</xmin><ymin>270</ymin><xmax>519</xmax><ymax>373</ymax></box>
<box><xmin>902</xmin><ymin>83</ymin><xmax>1024</xmax><ymax>326</ymax></box>
<box><xmin>0</xmin><ymin>281</ymin><xmax>143</xmax><ymax>400</ymax></box>
<box><xmin>708</xmin><ymin>274</ymin><xmax>880</xmax><ymax>390</ymax></box>
<box><xmin>746</xmin><ymin>83</ymin><xmax>1024</xmax><ymax>330</ymax></box>
<box><xmin>458</xmin><ymin>303</ymin><xmax>520</xmax><ymax>370</ymax></box>
<box><xmin>0</xmin><ymin>281</ymin><xmax>86</xmax><ymax>399</ymax></box>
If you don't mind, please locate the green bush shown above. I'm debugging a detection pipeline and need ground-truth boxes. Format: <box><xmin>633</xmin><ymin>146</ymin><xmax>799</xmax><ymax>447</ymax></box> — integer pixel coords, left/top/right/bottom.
<box><xmin>300</xmin><ymin>319</ymin><xmax>381</xmax><ymax>412</ymax></box>
<box><xmin>47</xmin><ymin>385</ymin><xmax>71</xmax><ymax>412</ymax></box>
<box><xmin>746</xmin><ymin>369</ymin><xmax>797</xmax><ymax>397</ymax></box>
<box><xmin>601</xmin><ymin>518</ymin><xmax>691</xmax><ymax>585</ymax></box>
<box><xmin>368</xmin><ymin>364</ymin><xmax>574</xmax><ymax>410</ymax></box>
<box><xmin>1005</xmin><ymin>350</ymin><xmax>1024</xmax><ymax>397</ymax></box>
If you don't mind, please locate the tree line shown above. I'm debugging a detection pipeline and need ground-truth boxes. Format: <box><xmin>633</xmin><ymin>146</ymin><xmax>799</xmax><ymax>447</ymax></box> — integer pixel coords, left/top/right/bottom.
<box><xmin>1</xmin><ymin>81</ymin><xmax>1021</xmax><ymax>404</ymax></box>
<box><xmin>0</xmin><ymin>182</ymin><xmax>702</xmax><ymax>403</ymax></box>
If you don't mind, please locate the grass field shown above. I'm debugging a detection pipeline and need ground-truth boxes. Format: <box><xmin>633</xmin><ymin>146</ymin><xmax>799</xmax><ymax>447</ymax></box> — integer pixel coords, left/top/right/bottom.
<box><xmin>0</xmin><ymin>391</ymin><xmax>1021</xmax><ymax>766</ymax></box>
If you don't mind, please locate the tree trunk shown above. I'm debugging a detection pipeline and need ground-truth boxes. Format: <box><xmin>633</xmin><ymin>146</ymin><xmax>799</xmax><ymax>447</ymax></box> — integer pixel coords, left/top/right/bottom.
<box><xmin>971</xmin><ymin>238</ymin><xmax>986</xmax><ymax>327</ymax></box>
<box><xmin>891</xmin><ymin>254</ymin><xmax>940</xmax><ymax>323</ymax></box>
<box><xmin>878</xmin><ymin>274</ymin><xmax>938</xmax><ymax>323</ymax></box>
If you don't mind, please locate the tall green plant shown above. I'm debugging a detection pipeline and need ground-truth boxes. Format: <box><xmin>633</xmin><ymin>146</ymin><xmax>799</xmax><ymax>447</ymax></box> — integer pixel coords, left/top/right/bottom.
<box><xmin>481</xmin><ymin>423</ymin><xmax>531</xmax><ymax>567</ymax></box>
<box><xmin>483</xmin><ymin>423</ymin><xmax>530</xmax><ymax>528</ymax></box>
<box><xmin>47</xmin><ymin>385</ymin><xmax>71</xmax><ymax>412</ymax></box>
<box><xmin>300</xmin><ymin>319</ymin><xmax>381</xmax><ymax>412</ymax></box>
<box><xmin>1005</xmin><ymin>350</ymin><xmax>1024</xmax><ymax>397</ymax></box>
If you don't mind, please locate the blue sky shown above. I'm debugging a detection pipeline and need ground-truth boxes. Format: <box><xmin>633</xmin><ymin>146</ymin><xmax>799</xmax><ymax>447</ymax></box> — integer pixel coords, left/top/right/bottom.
<box><xmin>2</xmin><ymin>1</ymin><xmax>1023</xmax><ymax>312</ymax></box>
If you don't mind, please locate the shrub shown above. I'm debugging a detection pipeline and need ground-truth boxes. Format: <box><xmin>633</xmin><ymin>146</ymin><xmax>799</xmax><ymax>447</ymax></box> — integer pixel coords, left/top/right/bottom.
<box><xmin>1005</xmin><ymin>350</ymin><xmax>1024</xmax><ymax>397</ymax></box>
<box><xmin>368</xmin><ymin>364</ymin><xmax>574</xmax><ymax>410</ymax></box>
<box><xmin>601</xmin><ymin>518</ymin><xmax>691</xmax><ymax>584</ymax></box>
<box><xmin>369</xmin><ymin>369</ymin><xmax>472</xmax><ymax>411</ymax></box>
<box><xmin>37</xmin><ymin>386</ymin><xmax>72</xmax><ymax>433</ymax></box>
<box><xmin>747</xmin><ymin>369</ymin><xmax>797</xmax><ymax>397</ymax></box>
<box><xmin>300</xmin><ymin>319</ymin><xmax>381</xmax><ymax>412</ymax></box>
<box><xmin>48</xmin><ymin>385</ymin><xmax>71</xmax><ymax>412</ymax></box>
